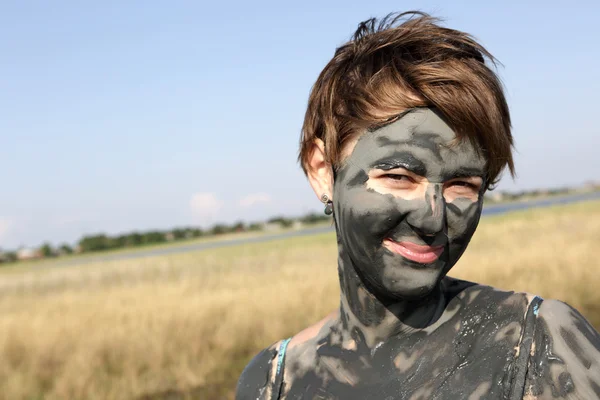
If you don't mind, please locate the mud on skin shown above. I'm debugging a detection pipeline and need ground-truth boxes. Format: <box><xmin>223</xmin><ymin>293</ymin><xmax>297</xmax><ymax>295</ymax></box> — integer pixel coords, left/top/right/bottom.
<box><xmin>236</xmin><ymin>109</ymin><xmax>600</xmax><ymax>399</ymax></box>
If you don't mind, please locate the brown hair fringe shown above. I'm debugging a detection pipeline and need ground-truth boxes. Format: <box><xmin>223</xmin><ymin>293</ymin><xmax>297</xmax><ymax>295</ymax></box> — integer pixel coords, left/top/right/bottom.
<box><xmin>298</xmin><ymin>11</ymin><xmax>514</xmax><ymax>189</ymax></box>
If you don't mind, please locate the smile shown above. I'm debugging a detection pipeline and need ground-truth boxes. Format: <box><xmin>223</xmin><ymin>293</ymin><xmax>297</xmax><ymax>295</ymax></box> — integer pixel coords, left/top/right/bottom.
<box><xmin>383</xmin><ymin>239</ymin><xmax>444</xmax><ymax>264</ymax></box>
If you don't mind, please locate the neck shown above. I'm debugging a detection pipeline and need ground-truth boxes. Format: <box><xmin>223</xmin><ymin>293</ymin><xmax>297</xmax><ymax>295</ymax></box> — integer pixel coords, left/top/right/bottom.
<box><xmin>337</xmin><ymin>243</ymin><xmax>445</xmax><ymax>348</ymax></box>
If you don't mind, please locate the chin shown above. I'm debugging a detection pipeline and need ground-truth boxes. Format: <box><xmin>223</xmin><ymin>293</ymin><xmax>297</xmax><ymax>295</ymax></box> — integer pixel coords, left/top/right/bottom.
<box><xmin>383</xmin><ymin>279</ymin><xmax>438</xmax><ymax>300</ymax></box>
<box><xmin>376</xmin><ymin>252</ymin><xmax>448</xmax><ymax>299</ymax></box>
<box><xmin>381</xmin><ymin>268</ymin><xmax>442</xmax><ymax>299</ymax></box>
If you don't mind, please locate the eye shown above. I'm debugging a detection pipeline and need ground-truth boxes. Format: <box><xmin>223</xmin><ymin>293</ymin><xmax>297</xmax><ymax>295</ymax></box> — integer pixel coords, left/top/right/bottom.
<box><xmin>382</xmin><ymin>174</ymin><xmax>416</xmax><ymax>185</ymax></box>
<box><xmin>379</xmin><ymin>174</ymin><xmax>416</xmax><ymax>189</ymax></box>
<box><xmin>383</xmin><ymin>174</ymin><xmax>413</xmax><ymax>181</ymax></box>
<box><xmin>448</xmin><ymin>181</ymin><xmax>479</xmax><ymax>190</ymax></box>
<box><xmin>444</xmin><ymin>179</ymin><xmax>482</xmax><ymax>201</ymax></box>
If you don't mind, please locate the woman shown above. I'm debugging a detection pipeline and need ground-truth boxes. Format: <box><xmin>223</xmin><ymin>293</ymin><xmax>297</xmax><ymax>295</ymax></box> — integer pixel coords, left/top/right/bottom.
<box><xmin>236</xmin><ymin>12</ymin><xmax>600</xmax><ymax>400</ymax></box>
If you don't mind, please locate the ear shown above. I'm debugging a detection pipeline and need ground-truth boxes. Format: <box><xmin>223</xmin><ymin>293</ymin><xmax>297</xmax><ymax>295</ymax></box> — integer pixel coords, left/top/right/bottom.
<box><xmin>306</xmin><ymin>139</ymin><xmax>334</xmax><ymax>201</ymax></box>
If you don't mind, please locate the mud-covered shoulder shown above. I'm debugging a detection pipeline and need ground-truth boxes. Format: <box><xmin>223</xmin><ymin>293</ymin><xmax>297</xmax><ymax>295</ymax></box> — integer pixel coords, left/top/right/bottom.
<box><xmin>235</xmin><ymin>342</ymin><xmax>279</xmax><ymax>400</ymax></box>
<box><xmin>524</xmin><ymin>299</ymin><xmax>600</xmax><ymax>399</ymax></box>
<box><xmin>442</xmin><ymin>276</ymin><xmax>532</xmax><ymax>313</ymax></box>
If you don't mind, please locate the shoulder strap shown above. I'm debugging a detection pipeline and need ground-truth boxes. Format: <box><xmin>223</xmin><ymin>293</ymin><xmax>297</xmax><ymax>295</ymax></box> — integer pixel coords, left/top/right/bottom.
<box><xmin>270</xmin><ymin>338</ymin><xmax>291</xmax><ymax>400</ymax></box>
<box><xmin>509</xmin><ymin>295</ymin><xmax>543</xmax><ymax>400</ymax></box>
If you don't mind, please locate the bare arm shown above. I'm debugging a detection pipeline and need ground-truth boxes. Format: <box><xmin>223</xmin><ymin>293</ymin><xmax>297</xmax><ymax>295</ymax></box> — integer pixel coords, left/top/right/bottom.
<box><xmin>523</xmin><ymin>299</ymin><xmax>600</xmax><ymax>399</ymax></box>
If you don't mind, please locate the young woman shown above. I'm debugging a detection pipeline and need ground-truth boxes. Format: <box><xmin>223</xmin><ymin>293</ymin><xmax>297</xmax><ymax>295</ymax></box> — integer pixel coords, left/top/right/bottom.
<box><xmin>236</xmin><ymin>12</ymin><xmax>600</xmax><ymax>400</ymax></box>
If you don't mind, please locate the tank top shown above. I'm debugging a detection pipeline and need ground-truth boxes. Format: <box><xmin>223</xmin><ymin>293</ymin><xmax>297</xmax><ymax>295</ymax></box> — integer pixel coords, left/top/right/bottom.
<box><xmin>269</xmin><ymin>296</ymin><xmax>543</xmax><ymax>400</ymax></box>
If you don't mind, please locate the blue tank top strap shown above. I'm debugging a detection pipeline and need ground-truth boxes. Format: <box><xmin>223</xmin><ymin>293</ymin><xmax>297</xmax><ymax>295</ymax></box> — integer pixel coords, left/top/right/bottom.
<box><xmin>271</xmin><ymin>338</ymin><xmax>291</xmax><ymax>400</ymax></box>
<box><xmin>509</xmin><ymin>295</ymin><xmax>544</xmax><ymax>400</ymax></box>
<box><xmin>277</xmin><ymin>338</ymin><xmax>291</xmax><ymax>375</ymax></box>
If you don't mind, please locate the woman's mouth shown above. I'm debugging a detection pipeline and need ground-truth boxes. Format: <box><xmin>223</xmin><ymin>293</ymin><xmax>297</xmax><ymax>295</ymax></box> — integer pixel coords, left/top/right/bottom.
<box><xmin>383</xmin><ymin>239</ymin><xmax>444</xmax><ymax>264</ymax></box>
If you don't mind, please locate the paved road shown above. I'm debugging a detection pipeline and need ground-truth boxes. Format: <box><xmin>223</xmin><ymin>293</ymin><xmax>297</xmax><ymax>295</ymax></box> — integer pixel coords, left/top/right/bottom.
<box><xmin>46</xmin><ymin>191</ymin><xmax>600</xmax><ymax>268</ymax></box>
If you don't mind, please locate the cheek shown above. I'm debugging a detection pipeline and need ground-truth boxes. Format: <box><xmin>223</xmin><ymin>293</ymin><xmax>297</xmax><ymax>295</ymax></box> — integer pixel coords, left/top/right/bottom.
<box><xmin>336</xmin><ymin>187</ymin><xmax>415</xmax><ymax>238</ymax></box>
<box><xmin>446</xmin><ymin>198</ymin><xmax>482</xmax><ymax>240</ymax></box>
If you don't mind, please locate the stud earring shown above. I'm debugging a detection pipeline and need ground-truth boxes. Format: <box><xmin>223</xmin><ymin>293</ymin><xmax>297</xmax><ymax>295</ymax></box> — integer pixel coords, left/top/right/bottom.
<box><xmin>321</xmin><ymin>194</ymin><xmax>334</xmax><ymax>216</ymax></box>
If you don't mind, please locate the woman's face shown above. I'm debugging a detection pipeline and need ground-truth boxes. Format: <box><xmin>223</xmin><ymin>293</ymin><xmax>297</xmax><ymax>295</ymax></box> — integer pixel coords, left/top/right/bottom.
<box><xmin>333</xmin><ymin>108</ymin><xmax>487</xmax><ymax>299</ymax></box>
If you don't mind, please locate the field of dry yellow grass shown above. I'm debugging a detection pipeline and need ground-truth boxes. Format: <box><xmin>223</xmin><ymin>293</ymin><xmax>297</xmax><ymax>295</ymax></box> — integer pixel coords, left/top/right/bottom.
<box><xmin>1</xmin><ymin>200</ymin><xmax>599</xmax><ymax>400</ymax></box>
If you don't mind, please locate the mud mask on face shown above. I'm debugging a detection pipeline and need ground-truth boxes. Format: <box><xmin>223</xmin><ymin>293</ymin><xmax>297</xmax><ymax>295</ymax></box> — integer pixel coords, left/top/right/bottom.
<box><xmin>332</xmin><ymin>108</ymin><xmax>487</xmax><ymax>300</ymax></box>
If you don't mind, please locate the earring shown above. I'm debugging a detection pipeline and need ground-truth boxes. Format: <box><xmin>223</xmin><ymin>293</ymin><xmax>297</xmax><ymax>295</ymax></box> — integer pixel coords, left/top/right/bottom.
<box><xmin>321</xmin><ymin>194</ymin><xmax>333</xmax><ymax>216</ymax></box>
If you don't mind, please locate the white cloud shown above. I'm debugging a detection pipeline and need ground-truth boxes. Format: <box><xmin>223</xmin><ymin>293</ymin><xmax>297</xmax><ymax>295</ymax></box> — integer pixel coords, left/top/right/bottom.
<box><xmin>239</xmin><ymin>193</ymin><xmax>272</xmax><ymax>208</ymax></box>
<box><xmin>190</xmin><ymin>193</ymin><xmax>223</xmax><ymax>220</ymax></box>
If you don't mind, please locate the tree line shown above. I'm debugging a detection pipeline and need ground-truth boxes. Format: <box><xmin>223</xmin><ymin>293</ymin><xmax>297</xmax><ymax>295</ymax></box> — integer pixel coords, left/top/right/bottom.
<box><xmin>0</xmin><ymin>212</ymin><xmax>332</xmax><ymax>263</ymax></box>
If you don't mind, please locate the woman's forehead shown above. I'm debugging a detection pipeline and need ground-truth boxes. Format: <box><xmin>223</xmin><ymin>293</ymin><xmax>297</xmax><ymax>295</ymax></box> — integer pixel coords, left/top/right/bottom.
<box><xmin>345</xmin><ymin>108</ymin><xmax>486</xmax><ymax>173</ymax></box>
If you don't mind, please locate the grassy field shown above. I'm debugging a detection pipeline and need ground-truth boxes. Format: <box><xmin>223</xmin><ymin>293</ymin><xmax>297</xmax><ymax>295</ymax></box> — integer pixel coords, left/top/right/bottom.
<box><xmin>1</xmin><ymin>201</ymin><xmax>599</xmax><ymax>400</ymax></box>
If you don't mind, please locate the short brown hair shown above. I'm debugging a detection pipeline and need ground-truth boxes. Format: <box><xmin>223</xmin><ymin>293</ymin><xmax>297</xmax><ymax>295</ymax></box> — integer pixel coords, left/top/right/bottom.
<box><xmin>298</xmin><ymin>11</ymin><xmax>513</xmax><ymax>189</ymax></box>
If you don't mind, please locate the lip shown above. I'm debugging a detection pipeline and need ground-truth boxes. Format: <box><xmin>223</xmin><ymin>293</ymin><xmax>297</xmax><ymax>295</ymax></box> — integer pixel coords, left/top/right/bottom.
<box><xmin>384</xmin><ymin>239</ymin><xmax>444</xmax><ymax>264</ymax></box>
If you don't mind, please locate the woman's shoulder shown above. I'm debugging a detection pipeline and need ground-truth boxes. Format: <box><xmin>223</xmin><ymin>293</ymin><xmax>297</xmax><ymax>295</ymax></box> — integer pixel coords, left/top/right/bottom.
<box><xmin>439</xmin><ymin>278</ymin><xmax>543</xmax><ymax>348</ymax></box>
<box><xmin>235</xmin><ymin>340</ymin><xmax>281</xmax><ymax>400</ymax></box>
<box><xmin>443</xmin><ymin>276</ymin><xmax>538</xmax><ymax>312</ymax></box>
<box><xmin>445</xmin><ymin>278</ymin><xmax>600</xmax><ymax>397</ymax></box>
<box><xmin>235</xmin><ymin>311</ymin><xmax>338</xmax><ymax>400</ymax></box>
<box><xmin>524</xmin><ymin>299</ymin><xmax>600</xmax><ymax>398</ymax></box>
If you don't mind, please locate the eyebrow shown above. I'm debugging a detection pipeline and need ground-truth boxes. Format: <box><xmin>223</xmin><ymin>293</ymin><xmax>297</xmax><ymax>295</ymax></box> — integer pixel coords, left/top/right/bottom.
<box><xmin>369</xmin><ymin>153</ymin><xmax>427</xmax><ymax>176</ymax></box>
<box><xmin>444</xmin><ymin>167</ymin><xmax>485</xmax><ymax>180</ymax></box>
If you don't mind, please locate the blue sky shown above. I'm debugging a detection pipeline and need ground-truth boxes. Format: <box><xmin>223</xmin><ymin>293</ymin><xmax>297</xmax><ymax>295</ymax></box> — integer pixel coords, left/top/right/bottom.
<box><xmin>1</xmin><ymin>0</ymin><xmax>599</xmax><ymax>249</ymax></box>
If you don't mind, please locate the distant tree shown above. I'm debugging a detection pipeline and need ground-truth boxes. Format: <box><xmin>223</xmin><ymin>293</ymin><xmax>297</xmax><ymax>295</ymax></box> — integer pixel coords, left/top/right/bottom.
<box><xmin>231</xmin><ymin>221</ymin><xmax>246</xmax><ymax>232</ymax></box>
<box><xmin>267</xmin><ymin>216</ymin><xmax>293</xmax><ymax>228</ymax></box>
<box><xmin>79</xmin><ymin>234</ymin><xmax>112</xmax><ymax>252</ymax></box>
<box><xmin>5</xmin><ymin>252</ymin><xmax>17</xmax><ymax>263</ymax></box>
<box><xmin>39</xmin><ymin>242</ymin><xmax>55</xmax><ymax>258</ymax></box>
<box><xmin>211</xmin><ymin>224</ymin><xmax>229</xmax><ymax>235</ymax></box>
<box><xmin>0</xmin><ymin>251</ymin><xmax>17</xmax><ymax>264</ymax></box>
<box><xmin>125</xmin><ymin>232</ymin><xmax>143</xmax><ymax>247</ymax></box>
<box><xmin>172</xmin><ymin>228</ymin><xmax>187</xmax><ymax>240</ymax></box>
<box><xmin>112</xmin><ymin>235</ymin><xmax>127</xmax><ymax>248</ymax></box>
<box><xmin>59</xmin><ymin>244</ymin><xmax>73</xmax><ymax>255</ymax></box>
<box><xmin>190</xmin><ymin>228</ymin><xmax>204</xmax><ymax>238</ymax></box>
<box><xmin>300</xmin><ymin>212</ymin><xmax>330</xmax><ymax>225</ymax></box>
<box><xmin>142</xmin><ymin>231</ymin><xmax>167</xmax><ymax>244</ymax></box>
<box><xmin>105</xmin><ymin>237</ymin><xmax>120</xmax><ymax>250</ymax></box>
<box><xmin>248</xmin><ymin>223</ymin><xmax>263</xmax><ymax>232</ymax></box>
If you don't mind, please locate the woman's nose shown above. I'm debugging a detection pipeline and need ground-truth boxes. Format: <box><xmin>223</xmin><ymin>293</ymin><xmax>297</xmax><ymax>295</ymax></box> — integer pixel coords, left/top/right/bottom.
<box><xmin>406</xmin><ymin>184</ymin><xmax>445</xmax><ymax>237</ymax></box>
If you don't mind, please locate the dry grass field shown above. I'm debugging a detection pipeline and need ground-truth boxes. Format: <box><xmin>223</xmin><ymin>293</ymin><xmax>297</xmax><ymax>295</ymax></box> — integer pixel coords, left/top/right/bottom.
<box><xmin>0</xmin><ymin>200</ymin><xmax>599</xmax><ymax>400</ymax></box>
